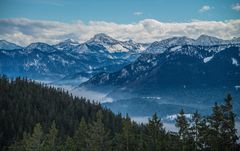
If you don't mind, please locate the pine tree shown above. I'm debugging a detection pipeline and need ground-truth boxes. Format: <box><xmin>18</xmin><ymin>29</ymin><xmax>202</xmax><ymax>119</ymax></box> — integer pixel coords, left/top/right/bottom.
<box><xmin>73</xmin><ymin>117</ymin><xmax>88</xmax><ymax>151</ymax></box>
<box><xmin>137</xmin><ymin>129</ymin><xmax>145</xmax><ymax>151</ymax></box>
<box><xmin>113</xmin><ymin>114</ymin><xmax>138</xmax><ymax>151</ymax></box>
<box><xmin>122</xmin><ymin>114</ymin><xmax>132</xmax><ymax>151</ymax></box>
<box><xmin>25</xmin><ymin>123</ymin><xmax>45</xmax><ymax>151</ymax></box>
<box><xmin>61</xmin><ymin>136</ymin><xmax>76</xmax><ymax>151</ymax></box>
<box><xmin>208</xmin><ymin>102</ymin><xmax>224</xmax><ymax>150</ymax></box>
<box><xmin>146</xmin><ymin>113</ymin><xmax>166</xmax><ymax>151</ymax></box>
<box><xmin>197</xmin><ymin>117</ymin><xmax>209</xmax><ymax>150</ymax></box>
<box><xmin>189</xmin><ymin>111</ymin><xmax>201</xmax><ymax>151</ymax></box>
<box><xmin>221</xmin><ymin>94</ymin><xmax>238</xmax><ymax>150</ymax></box>
<box><xmin>44</xmin><ymin>121</ymin><xmax>58</xmax><ymax>151</ymax></box>
<box><xmin>87</xmin><ymin>110</ymin><xmax>110</xmax><ymax>151</ymax></box>
<box><xmin>175</xmin><ymin>109</ymin><xmax>190</xmax><ymax>151</ymax></box>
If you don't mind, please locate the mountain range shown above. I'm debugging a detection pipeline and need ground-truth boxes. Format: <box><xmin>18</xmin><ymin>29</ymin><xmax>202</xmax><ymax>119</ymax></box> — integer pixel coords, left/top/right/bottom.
<box><xmin>1</xmin><ymin>34</ymin><xmax>240</xmax><ymax>118</ymax></box>
<box><xmin>0</xmin><ymin>33</ymin><xmax>147</xmax><ymax>84</ymax></box>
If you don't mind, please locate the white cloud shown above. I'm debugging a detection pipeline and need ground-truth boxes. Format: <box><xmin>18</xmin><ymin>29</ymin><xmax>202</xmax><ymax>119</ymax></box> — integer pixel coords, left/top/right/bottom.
<box><xmin>199</xmin><ymin>5</ymin><xmax>211</xmax><ymax>12</ymax></box>
<box><xmin>133</xmin><ymin>12</ymin><xmax>143</xmax><ymax>16</ymax></box>
<box><xmin>0</xmin><ymin>18</ymin><xmax>240</xmax><ymax>46</ymax></box>
<box><xmin>232</xmin><ymin>3</ymin><xmax>240</xmax><ymax>12</ymax></box>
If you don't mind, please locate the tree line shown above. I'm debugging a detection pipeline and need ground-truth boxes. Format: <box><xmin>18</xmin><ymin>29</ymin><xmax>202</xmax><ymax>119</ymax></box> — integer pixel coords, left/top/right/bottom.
<box><xmin>0</xmin><ymin>76</ymin><xmax>239</xmax><ymax>151</ymax></box>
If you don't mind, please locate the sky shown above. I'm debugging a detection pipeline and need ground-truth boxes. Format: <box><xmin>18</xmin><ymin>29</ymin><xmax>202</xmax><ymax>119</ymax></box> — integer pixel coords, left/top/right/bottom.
<box><xmin>0</xmin><ymin>0</ymin><xmax>240</xmax><ymax>45</ymax></box>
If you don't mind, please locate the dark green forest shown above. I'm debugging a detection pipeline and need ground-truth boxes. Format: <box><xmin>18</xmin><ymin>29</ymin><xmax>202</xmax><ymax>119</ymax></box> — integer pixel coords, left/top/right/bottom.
<box><xmin>0</xmin><ymin>76</ymin><xmax>239</xmax><ymax>151</ymax></box>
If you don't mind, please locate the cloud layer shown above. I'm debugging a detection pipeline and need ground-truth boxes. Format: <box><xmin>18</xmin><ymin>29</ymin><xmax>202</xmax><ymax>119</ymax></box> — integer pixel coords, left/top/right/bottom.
<box><xmin>0</xmin><ymin>18</ymin><xmax>240</xmax><ymax>46</ymax></box>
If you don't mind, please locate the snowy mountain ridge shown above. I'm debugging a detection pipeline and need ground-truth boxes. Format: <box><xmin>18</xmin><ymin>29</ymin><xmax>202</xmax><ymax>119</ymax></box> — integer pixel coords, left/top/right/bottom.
<box><xmin>145</xmin><ymin>35</ymin><xmax>240</xmax><ymax>54</ymax></box>
<box><xmin>87</xmin><ymin>33</ymin><xmax>148</xmax><ymax>53</ymax></box>
<box><xmin>1</xmin><ymin>34</ymin><xmax>239</xmax><ymax>54</ymax></box>
<box><xmin>0</xmin><ymin>40</ymin><xmax>22</xmax><ymax>50</ymax></box>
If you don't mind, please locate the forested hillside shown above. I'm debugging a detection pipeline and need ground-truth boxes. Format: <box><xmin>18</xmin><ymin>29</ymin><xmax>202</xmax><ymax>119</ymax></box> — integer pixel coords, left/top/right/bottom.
<box><xmin>0</xmin><ymin>76</ymin><xmax>239</xmax><ymax>151</ymax></box>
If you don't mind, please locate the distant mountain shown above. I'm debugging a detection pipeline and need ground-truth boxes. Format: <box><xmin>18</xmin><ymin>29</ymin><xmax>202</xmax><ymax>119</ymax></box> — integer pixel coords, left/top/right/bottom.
<box><xmin>194</xmin><ymin>34</ymin><xmax>224</xmax><ymax>46</ymax></box>
<box><xmin>0</xmin><ymin>35</ymin><xmax>145</xmax><ymax>83</ymax></box>
<box><xmin>83</xmin><ymin>45</ymin><xmax>240</xmax><ymax>88</ymax></box>
<box><xmin>0</xmin><ymin>40</ymin><xmax>22</xmax><ymax>50</ymax></box>
<box><xmin>145</xmin><ymin>35</ymin><xmax>240</xmax><ymax>53</ymax></box>
<box><xmin>80</xmin><ymin>45</ymin><xmax>240</xmax><ymax>117</ymax></box>
<box><xmin>80</xmin><ymin>45</ymin><xmax>240</xmax><ymax>106</ymax></box>
<box><xmin>53</xmin><ymin>39</ymin><xmax>80</xmax><ymax>51</ymax></box>
<box><xmin>87</xmin><ymin>33</ymin><xmax>148</xmax><ymax>53</ymax></box>
<box><xmin>145</xmin><ymin>36</ymin><xmax>195</xmax><ymax>53</ymax></box>
<box><xmin>0</xmin><ymin>45</ymin><xmax>138</xmax><ymax>82</ymax></box>
<box><xmin>1</xmin><ymin>34</ymin><xmax>239</xmax><ymax>87</ymax></box>
<box><xmin>25</xmin><ymin>42</ymin><xmax>58</xmax><ymax>53</ymax></box>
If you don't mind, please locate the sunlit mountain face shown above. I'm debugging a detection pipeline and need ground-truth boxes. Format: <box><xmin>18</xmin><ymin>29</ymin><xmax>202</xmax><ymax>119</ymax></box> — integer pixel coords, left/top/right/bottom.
<box><xmin>1</xmin><ymin>34</ymin><xmax>240</xmax><ymax>123</ymax></box>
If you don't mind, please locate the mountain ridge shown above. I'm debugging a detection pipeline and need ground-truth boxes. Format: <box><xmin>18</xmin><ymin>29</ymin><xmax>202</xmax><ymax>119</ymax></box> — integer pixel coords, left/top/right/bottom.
<box><xmin>1</xmin><ymin>34</ymin><xmax>240</xmax><ymax>86</ymax></box>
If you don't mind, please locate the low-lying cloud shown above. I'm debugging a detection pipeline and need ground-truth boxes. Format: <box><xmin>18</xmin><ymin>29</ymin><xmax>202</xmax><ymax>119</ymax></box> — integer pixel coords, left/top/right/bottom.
<box><xmin>0</xmin><ymin>18</ymin><xmax>240</xmax><ymax>46</ymax></box>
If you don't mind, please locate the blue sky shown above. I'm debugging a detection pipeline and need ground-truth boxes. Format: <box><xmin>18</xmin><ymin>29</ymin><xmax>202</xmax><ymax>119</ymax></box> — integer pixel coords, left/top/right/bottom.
<box><xmin>0</xmin><ymin>0</ymin><xmax>239</xmax><ymax>45</ymax></box>
<box><xmin>0</xmin><ymin>0</ymin><xmax>239</xmax><ymax>23</ymax></box>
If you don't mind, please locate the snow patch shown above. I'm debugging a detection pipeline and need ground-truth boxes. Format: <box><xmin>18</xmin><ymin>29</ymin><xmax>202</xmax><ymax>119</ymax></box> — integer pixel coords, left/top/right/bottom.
<box><xmin>235</xmin><ymin>85</ymin><xmax>240</xmax><ymax>90</ymax></box>
<box><xmin>120</xmin><ymin>68</ymin><xmax>129</xmax><ymax>78</ymax></box>
<box><xmin>203</xmin><ymin>56</ymin><xmax>214</xmax><ymax>63</ymax></box>
<box><xmin>105</xmin><ymin>44</ymin><xmax>129</xmax><ymax>53</ymax></box>
<box><xmin>170</xmin><ymin>46</ymin><xmax>182</xmax><ymax>52</ymax></box>
<box><xmin>232</xmin><ymin>58</ymin><xmax>239</xmax><ymax>66</ymax></box>
<box><xmin>142</xmin><ymin>96</ymin><xmax>162</xmax><ymax>100</ymax></box>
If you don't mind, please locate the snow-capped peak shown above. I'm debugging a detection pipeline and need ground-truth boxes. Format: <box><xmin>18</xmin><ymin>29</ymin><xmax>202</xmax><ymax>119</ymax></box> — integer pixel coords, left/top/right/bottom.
<box><xmin>0</xmin><ymin>40</ymin><xmax>22</xmax><ymax>50</ymax></box>
<box><xmin>87</xmin><ymin>33</ymin><xmax>118</xmax><ymax>45</ymax></box>
<box><xmin>86</xmin><ymin>33</ymin><xmax>147</xmax><ymax>53</ymax></box>
<box><xmin>165</xmin><ymin>36</ymin><xmax>195</xmax><ymax>45</ymax></box>
<box><xmin>25</xmin><ymin>42</ymin><xmax>57</xmax><ymax>52</ymax></box>
<box><xmin>194</xmin><ymin>34</ymin><xmax>223</xmax><ymax>46</ymax></box>
<box><xmin>63</xmin><ymin>39</ymin><xmax>79</xmax><ymax>44</ymax></box>
<box><xmin>54</xmin><ymin>39</ymin><xmax>80</xmax><ymax>50</ymax></box>
<box><xmin>145</xmin><ymin>35</ymin><xmax>240</xmax><ymax>54</ymax></box>
<box><xmin>145</xmin><ymin>36</ymin><xmax>195</xmax><ymax>53</ymax></box>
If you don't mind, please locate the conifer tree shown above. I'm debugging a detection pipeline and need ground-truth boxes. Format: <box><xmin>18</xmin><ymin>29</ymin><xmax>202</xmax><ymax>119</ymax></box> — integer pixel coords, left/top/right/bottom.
<box><xmin>25</xmin><ymin>123</ymin><xmax>45</xmax><ymax>151</ymax></box>
<box><xmin>189</xmin><ymin>111</ymin><xmax>201</xmax><ymax>151</ymax></box>
<box><xmin>44</xmin><ymin>121</ymin><xmax>58</xmax><ymax>151</ymax></box>
<box><xmin>221</xmin><ymin>94</ymin><xmax>238</xmax><ymax>150</ymax></box>
<box><xmin>87</xmin><ymin>110</ymin><xmax>110</xmax><ymax>151</ymax></box>
<box><xmin>197</xmin><ymin>117</ymin><xmax>209</xmax><ymax>150</ymax></box>
<box><xmin>175</xmin><ymin>109</ymin><xmax>190</xmax><ymax>151</ymax></box>
<box><xmin>61</xmin><ymin>136</ymin><xmax>76</xmax><ymax>151</ymax></box>
<box><xmin>208</xmin><ymin>102</ymin><xmax>224</xmax><ymax>150</ymax></box>
<box><xmin>137</xmin><ymin>130</ymin><xmax>146</xmax><ymax>151</ymax></box>
<box><xmin>113</xmin><ymin>114</ymin><xmax>137</xmax><ymax>151</ymax></box>
<box><xmin>122</xmin><ymin>114</ymin><xmax>133</xmax><ymax>151</ymax></box>
<box><xmin>73</xmin><ymin>117</ymin><xmax>88</xmax><ymax>151</ymax></box>
<box><xmin>146</xmin><ymin>113</ymin><xmax>166</xmax><ymax>151</ymax></box>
